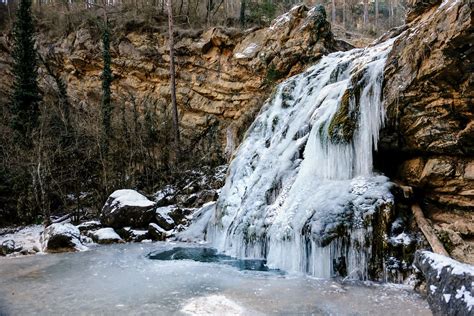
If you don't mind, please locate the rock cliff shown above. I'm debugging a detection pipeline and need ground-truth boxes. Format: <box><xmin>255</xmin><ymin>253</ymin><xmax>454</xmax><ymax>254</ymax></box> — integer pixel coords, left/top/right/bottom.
<box><xmin>0</xmin><ymin>5</ymin><xmax>343</xmax><ymax>160</ymax></box>
<box><xmin>381</xmin><ymin>0</ymin><xmax>473</xmax><ymax>263</ymax></box>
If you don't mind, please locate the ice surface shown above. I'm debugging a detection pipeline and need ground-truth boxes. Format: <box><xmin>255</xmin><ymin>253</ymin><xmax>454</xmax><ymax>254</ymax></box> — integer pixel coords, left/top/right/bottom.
<box><xmin>0</xmin><ymin>242</ymin><xmax>431</xmax><ymax>315</ymax></box>
<box><xmin>207</xmin><ymin>38</ymin><xmax>397</xmax><ymax>279</ymax></box>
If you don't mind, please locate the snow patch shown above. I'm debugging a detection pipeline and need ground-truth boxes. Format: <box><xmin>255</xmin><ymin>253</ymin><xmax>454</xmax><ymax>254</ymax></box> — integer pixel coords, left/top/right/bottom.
<box><xmin>455</xmin><ymin>286</ymin><xmax>474</xmax><ymax>311</ymax></box>
<box><xmin>92</xmin><ymin>228</ymin><xmax>122</xmax><ymax>242</ymax></box>
<box><xmin>109</xmin><ymin>189</ymin><xmax>155</xmax><ymax>212</ymax></box>
<box><xmin>234</xmin><ymin>43</ymin><xmax>259</xmax><ymax>59</ymax></box>
<box><xmin>181</xmin><ymin>295</ymin><xmax>248</xmax><ymax>315</ymax></box>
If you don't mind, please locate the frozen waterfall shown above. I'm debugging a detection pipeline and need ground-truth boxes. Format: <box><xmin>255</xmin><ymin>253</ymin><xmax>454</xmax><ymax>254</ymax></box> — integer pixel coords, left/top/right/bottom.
<box><xmin>207</xmin><ymin>38</ymin><xmax>397</xmax><ymax>280</ymax></box>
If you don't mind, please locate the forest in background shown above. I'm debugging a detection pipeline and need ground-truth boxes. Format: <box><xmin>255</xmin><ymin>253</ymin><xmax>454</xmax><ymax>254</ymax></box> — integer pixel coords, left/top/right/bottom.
<box><xmin>0</xmin><ymin>0</ymin><xmax>407</xmax><ymax>227</ymax></box>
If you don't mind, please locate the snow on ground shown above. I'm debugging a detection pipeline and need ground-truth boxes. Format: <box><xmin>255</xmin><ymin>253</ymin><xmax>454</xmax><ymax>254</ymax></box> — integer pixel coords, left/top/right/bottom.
<box><xmin>109</xmin><ymin>189</ymin><xmax>155</xmax><ymax>212</ymax></box>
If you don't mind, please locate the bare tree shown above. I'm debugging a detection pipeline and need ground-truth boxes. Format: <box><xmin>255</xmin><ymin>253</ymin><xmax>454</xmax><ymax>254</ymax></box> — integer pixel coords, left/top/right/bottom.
<box><xmin>363</xmin><ymin>0</ymin><xmax>368</xmax><ymax>26</ymax></box>
<box><xmin>331</xmin><ymin>0</ymin><xmax>336</xmax><ymax>24</ymax></box>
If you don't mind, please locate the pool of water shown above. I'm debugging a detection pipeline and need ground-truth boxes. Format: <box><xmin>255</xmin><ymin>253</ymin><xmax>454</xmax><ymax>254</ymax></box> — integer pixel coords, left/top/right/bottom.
<box><xmin>148</xmin><ymin>247</ymin><xmax>275</xmax><ymax>272</ymax></box>
<box><xmin>0</xmin><ymin>242</ymin><xmax>431</xmax><ymax>315</ymax></box>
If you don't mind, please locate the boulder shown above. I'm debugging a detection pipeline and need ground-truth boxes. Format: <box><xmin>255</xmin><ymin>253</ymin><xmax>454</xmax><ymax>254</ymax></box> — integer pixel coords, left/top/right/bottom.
<box><xmin>77</xmin><ymin>220</ymin><xmax>102</xmax><ymax>232</ymax></box>
<box><xmin>90</xmin><ymin>228</ymin><xmax>124</xmax><ymax>244</ymax></box>
<box><xmin>41</xmin><ymin>223</ymin><xmax>84</xmax><ymax>253</ymax></box>
<box><xmin>0</xmin><ymin>239</ymin><xmax>16</xmax><ymax>256</ymax></box>
<box><xmin>100</xmin><ymin>189</ymin><xmax>156</xmax><ymax>229</ymax></box>
<box><xmin>148</xmin><ymin>223</ymin><xmax>167</xmax><ymax>241</ymax></box>
<box><xmin>414</xmin><ymin>250</ymin><xmax>474</xmax><ymax>315</ymax></box>
<box><xmin>155</xmin><ymin>205</ymin><xmax>177</xmax><ymax>231</ymax></box>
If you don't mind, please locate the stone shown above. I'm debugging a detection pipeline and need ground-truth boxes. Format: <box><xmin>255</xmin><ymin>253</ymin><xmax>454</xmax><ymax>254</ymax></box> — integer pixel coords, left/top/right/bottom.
<box><xmin>77</xmin><ymin>220</ymin><xmax>102</xmax><ymax>232</ymax></box>
<box><xmin>90</xmin><ymin>228</ymin><xmax>124</xmax><ymax>244</ymax></box>
<box><xmin>414</xmin><ymin>251</ymin><xmax>474</xmax><ymax>315</ymax></box>
<box><xmin>148</xmin><ymin>223</ymin><xmax>166</xmax><ymax>241</ymax></box>
<box><xmin>155</xmin><ymin>205</ymin><xmax>177</xmax><ymax>231</ymax></box>
<box><xmin>41</xmin><ymin>223</ymin><xmax>83</xmax><ymax>253</ymax></box>
<box><xmin>420</xmin><ymin>159</ymin><xmax>455</xmax><ymax>180</ymax></box>
<box><xmin>0</xmin><ymin>240</ymin><xmax>15</xmax><ymax>256</ymax></box>
<box><xmin>100</xmin><ymin>189</ymin><xmax>156</xmax><ymax>229</ymax></box>
<box><xmin>464</xmin><ymin>162</ymin><xmax>474</xmax><ymax>180</ymax></box>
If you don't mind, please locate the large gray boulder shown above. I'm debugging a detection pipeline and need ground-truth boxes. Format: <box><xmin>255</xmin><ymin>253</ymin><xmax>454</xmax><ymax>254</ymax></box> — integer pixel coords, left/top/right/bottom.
<box><xmin>100</xmin><ymin>189</ymin><xmax>156</xmax><ymax>229</ymax></box>
<box><xmin>414</xmin><ymin>250</ymin><xmax>474</xmax><ymax>316</ymax></box>
<box><xmin>41</xmin><ymin>223</ymin><xmax>84</xmax><ymax>253</ymax></box>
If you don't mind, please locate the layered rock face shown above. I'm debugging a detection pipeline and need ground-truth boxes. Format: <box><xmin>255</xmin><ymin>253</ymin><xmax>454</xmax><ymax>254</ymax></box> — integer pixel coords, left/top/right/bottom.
<box><xmin>0</xmin><ymin>5</ymin><xmax>343</xmax><ymax>159</ymax></box>
<box><xmin>381</xmin><ymin>0</ymin><xmax>474</xmax><ymax>263</ymax></box>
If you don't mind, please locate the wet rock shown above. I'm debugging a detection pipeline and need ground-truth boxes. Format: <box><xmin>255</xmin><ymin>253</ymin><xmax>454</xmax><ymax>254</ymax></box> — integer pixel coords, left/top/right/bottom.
<box><xmin>41</xmin><ymin>223</ymin><xmax>84</xmax><ymax>253</ymax></box>
<box><xmin>414</xmin><ymin>250</ymin><xmax>474</xmax><ymax>315</ymax></box>
<box><xmin>90</xmin><ymin>228</ymin><xmax>124</xmax><ymax>244</ymax></box>
<box><xmin>100</xmin><ymin>189</ymin><xmax>156</xmax><ymax>229</ymax></box>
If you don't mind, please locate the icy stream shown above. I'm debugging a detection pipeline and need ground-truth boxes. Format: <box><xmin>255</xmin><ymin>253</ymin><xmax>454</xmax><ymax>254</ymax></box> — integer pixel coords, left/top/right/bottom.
<box><xmin>208</xmin><ymin>39</ymin><xmax>397</xmax><ymax>279</ymax></box>
<box><xmin>0</xmin><ymin>243</ymin><xmax>431</xmax><ymax>315</ymax></box>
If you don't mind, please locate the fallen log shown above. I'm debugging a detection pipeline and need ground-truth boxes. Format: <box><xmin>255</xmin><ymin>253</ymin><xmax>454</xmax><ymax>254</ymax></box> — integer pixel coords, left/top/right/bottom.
<box><xmin>411</xmin><ymin>204</ymin><xmax>450</xmax><ymax>257</ymax></box>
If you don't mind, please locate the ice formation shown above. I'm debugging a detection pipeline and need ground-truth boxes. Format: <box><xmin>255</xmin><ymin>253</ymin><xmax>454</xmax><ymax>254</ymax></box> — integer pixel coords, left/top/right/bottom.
<box><xmin>207</xmin><ymin>38</ymin><xmax>397</xmax><ymax>279</ymax></box>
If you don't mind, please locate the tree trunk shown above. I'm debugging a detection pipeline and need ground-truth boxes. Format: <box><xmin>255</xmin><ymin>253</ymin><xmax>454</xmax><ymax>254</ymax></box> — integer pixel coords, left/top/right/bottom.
<box><xmin>331</xmin><ymin>0</ymin><xmax>336</xmax><ymax>24</ymax></box>
<box><xmin>412</xmin><ymin>204</ymin><xmax>450</xmax><ymax>257</ymax></box>
<box><xmin>239</xmin><ymin>0</ymin><xmax>245</xmax><ymax>27</ymax></box>
<box><xmin>375</xmin><ymin>0</ymin><xmax>379</xmax><ymax>30</ymax></box>
<box><xmin>168</xmin><ymin>0</ymin><xmax>180</xmax><ymax>153</ymax></box>
<box><xmin>363</xmin><ymin>0</ymin><xmax>368</xmax><ymax>26</ymax></box>
<box><xmin>342</xmin><ymin>0</ymin><xmax>346</xmax><ymax>29</ymax></box>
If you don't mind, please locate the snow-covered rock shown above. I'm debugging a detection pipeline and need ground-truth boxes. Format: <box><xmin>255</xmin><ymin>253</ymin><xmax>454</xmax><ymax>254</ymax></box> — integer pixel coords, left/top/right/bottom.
<box><xmin>0</xmin><ymin>240</ymin><xmax>17</xmax><ymax>256</ymax></box>
<box><xmin>90</xmin><ymin>228</ymin><xmax>123</xmax><ymax>244</ymax></box>
<box><xmin>101</xmin><ymin>189</ymin><xmax>156</xmax><ymax>229</ymax></box>
<box><xmin>77</xmin><ymin>220</ymin><xmax>102</xmax><ymax>232</ymax></box>
<box><xmin>415</xmin><ymin>250</ymin><xmax>474</xmax><ymax>315</ymax></box>
<box><xmin>155</xmin><ymin>205</ymin><xmax>177</xmax><ymax>230</ymax></box>
<box><xmin>176</xmin><ymin>202</ymin><xmax>216</xmax><ymax>242</ymax></box>
<box><xmin>0</xmin><ymin>225</ymin><xmax>43</xmax><ymax>256</ymax></box>
<box><xmin>148</xmin><ymin>223</ymin><xmax>167</xmax><ymax>241</ymax></box>
<box><xmin>41</xmin><ymin>223</ymin><xmax>86</xmax><ymax>253</ymax></box>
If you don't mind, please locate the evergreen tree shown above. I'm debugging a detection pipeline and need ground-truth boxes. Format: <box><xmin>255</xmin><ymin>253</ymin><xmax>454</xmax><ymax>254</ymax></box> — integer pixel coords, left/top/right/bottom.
<box><xmin>10</xmin><ymin>0</ymin><xmax>41</xmax><ymax>145</ymax></box>
<box><xmin>101</xmin><ymin>20</ymin><xmax>113</xmax><ymax>154</ymax></box>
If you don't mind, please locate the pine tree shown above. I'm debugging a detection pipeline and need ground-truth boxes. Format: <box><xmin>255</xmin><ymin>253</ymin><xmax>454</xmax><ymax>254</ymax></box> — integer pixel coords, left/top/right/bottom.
<box><xmin>10</xmin><ymin>0</ymin><xmax>41</xmax><ymax>145</ymax></box>
<box><xmin>101</xmin><ymin>20</ymin><xmax>113</xmax><ymax>154</ymax></box>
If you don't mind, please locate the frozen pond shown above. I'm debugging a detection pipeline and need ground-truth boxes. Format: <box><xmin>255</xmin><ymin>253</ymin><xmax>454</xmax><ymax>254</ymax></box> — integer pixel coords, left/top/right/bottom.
<box><xmin>0</xmin><ymin>242</ymin><xmax>431</xmax><ymax>315</ymax></box>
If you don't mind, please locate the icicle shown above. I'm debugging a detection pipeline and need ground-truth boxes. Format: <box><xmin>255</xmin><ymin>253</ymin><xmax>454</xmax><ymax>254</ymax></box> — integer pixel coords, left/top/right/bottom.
<box><xmin>207</xmin><ymin>38</ymin><xmax>397</xmax><ymax>280</ymax></box>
